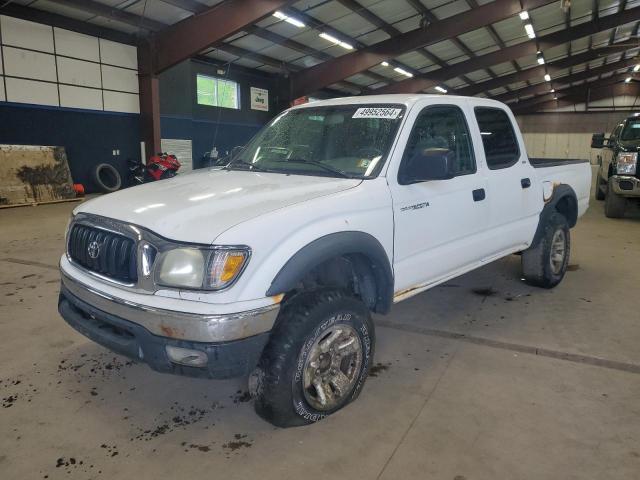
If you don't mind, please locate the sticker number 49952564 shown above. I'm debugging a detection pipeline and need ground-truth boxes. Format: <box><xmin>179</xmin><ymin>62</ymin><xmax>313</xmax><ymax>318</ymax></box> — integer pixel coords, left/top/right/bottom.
<box><xmin>352</xmin><ymin>107</ymin><xmax>402</xmax><ymax>119</ymax></box>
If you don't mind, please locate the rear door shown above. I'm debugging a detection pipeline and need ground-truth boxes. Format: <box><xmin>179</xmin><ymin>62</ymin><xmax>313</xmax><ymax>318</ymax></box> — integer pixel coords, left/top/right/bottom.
<box><xmin>470</xmin><ymin>105</ymin><xmax>539</xmax><ymax>256</ymax></box>
<box><xmin>388</xmin><ymin>100</ymin><xmax>490</xmax><ymax>295</ymax></box>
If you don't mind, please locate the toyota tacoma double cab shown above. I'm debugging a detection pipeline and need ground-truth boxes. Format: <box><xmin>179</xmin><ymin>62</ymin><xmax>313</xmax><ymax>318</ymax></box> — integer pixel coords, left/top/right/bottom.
<box><xmin>59</xmin><ymin>95</ymin><xmax>591</xmax><ymax>427</ymax></box>
<box><xmin>591</xmin><ymin>115</ymin><xmax>640</xmax><ymax>218</ymax></box>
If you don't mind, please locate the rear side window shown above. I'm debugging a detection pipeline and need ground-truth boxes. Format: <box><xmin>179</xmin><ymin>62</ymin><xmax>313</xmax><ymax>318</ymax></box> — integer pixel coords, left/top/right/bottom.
<box><xmin>474</xmin><ymin>107</ymin><xmax>520</xmax><ymax>169</ymax></box>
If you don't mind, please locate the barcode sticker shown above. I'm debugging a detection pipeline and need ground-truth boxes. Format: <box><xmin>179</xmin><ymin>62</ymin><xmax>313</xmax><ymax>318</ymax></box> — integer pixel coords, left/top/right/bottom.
<box><xmin>352</xmin><ymin>107</ymin><xmax>402</xmax><ymax>119</ymax></box>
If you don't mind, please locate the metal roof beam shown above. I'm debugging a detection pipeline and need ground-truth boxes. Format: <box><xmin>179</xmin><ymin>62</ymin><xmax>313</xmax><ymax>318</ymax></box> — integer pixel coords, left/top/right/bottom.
<box><xmin>499</xmin><ymin>56</ymin><xmax>638</xmax><ymax>105</ymax></box>
<box><xmin>455</xmin><ymin>42</ymin><xmax>632</xmax><ymax>98</ymax></box>
<box><xmin>516</xmin><ymin>76</ymin><xmax>640</xmax><ymax>112</ymax></box>
<box><xmin>290</xmin><ymin>0</ymin><xmax>556</xmax><ymax>97</ymax></box>
<box><xmin>46</xmin><ymin>0</ymin><xmax>165</xmax><ymax>31</ymax></box>
<box><xmin>152</xmin><ymin>0</ymin><xmax>296</xmax><ymax>73</ymax></box>
<box><xmin>376</xmin><ymin>5</ymin><xmax>640</xmax><ymax>94</ymax></box>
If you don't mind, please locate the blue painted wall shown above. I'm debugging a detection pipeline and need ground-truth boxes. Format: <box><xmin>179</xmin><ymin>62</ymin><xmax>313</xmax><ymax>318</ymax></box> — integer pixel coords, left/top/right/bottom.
<box><xmin>0</xmin><ymin>102</ymin><xmax>141</xmax><ymax>192</ymax></box>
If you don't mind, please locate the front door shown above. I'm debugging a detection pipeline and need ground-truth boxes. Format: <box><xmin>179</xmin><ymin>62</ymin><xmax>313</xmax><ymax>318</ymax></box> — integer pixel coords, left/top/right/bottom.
<box><xmin>388</xmin><ymin>102</ymin><xmax>490</xmax><ymax>296</ymax></box>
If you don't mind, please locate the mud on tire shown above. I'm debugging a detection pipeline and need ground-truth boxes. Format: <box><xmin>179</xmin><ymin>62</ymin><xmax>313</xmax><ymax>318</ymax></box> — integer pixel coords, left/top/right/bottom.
<box><xmin>252</xmin><ymin>290</ymin><xmax>374</xmax><ymax>428</ymax></box>
<box><xmin>521</xmin><ymin>212</ymin><xmax>570</xmax><ymax>289</ymax></box>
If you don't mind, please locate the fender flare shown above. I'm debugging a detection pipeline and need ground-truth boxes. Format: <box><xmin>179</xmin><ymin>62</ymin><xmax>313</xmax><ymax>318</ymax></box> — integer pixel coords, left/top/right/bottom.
<box><xmin>265</xmin><ymin>231</ymin><xmax>394</xmax><ymax>314</ymax></box>
<box><xmin>531</xmin><ymin>184</ymin><xmax>578</xmax><ymax>247</ymax></box>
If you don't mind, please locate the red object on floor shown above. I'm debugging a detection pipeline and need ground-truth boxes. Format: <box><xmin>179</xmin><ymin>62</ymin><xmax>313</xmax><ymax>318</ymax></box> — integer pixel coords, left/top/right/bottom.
<box><xmin>73</xmin><ymin>184</ymin><xmax>85</xmax><ymax>196</ymax></box>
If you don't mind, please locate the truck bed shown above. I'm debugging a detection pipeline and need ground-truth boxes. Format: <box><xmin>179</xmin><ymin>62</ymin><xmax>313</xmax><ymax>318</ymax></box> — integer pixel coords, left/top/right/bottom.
<box><xmin>529</xmin><ymin>158</ymin><xmax>590</xmax><ymax>168</ymax></box>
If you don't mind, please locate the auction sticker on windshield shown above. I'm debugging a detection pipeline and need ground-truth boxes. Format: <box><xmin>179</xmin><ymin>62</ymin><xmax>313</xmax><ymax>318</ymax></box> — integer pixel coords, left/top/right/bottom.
<box><xmin>352</xmin><ymin>108</ymin><xmax>402</xmax><ymax>119</ymax></box>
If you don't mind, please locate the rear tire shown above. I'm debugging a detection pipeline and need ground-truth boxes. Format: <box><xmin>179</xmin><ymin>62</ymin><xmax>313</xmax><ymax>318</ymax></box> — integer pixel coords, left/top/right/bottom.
<box><xmin>604</xmin><ymin>185</ymin><xmax>626</xmax><ymax>218</ymax></box>
<box><xmin>595</xmin><ymin>174</ymin><xmax>605</xmax><ymax>201</ymax></box>
<box><xmin>522</xmin><ymin>212</ymin><xmax>570</xmax><ymax>289</ymax></box>
<box><xmin>252</xmin><ymin>290</ymin><xmax>374</xmax><ymax>428</ymax></box>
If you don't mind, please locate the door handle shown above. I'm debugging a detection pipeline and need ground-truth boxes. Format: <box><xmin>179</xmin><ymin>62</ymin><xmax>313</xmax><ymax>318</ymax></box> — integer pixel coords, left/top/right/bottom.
<box><xmin>521</xmin><ymin>178</ymin><xmax>531</xmax><ymax>189</ymax></box>
<box><xmin>472</xmin><ymin>188</ymin><xmax>485</xmax><ymax>202</ymax></box>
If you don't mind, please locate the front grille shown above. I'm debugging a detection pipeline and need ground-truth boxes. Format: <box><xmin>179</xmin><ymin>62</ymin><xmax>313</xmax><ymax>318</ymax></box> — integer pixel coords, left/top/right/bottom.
<box><xmin>68</xmin><ymin>224</ymin><xmax>137</xmax><ymax>283</ymax></box>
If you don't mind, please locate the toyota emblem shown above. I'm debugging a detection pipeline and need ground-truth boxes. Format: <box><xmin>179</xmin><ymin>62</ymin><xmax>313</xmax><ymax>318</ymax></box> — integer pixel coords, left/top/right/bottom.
<box><xmin>87</xmin><ymin>241</ymin><xmax>100</xmax><ymax>259</ymax></box>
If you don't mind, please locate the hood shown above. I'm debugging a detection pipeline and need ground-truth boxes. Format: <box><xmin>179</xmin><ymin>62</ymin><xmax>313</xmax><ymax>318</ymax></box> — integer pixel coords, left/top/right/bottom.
<box><xmin>77</xmin><ymin>169</ymin><xmax>361</xmax><ymax>244</ymax></box>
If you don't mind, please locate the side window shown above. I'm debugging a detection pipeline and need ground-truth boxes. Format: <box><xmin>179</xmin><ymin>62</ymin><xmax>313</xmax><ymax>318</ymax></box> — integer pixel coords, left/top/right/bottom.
<box><xmin>400</xmin><ymin>105</ymin><xmax>476</xmax><ymax>180</ymax></box>
<box><xmin>474</xmin><ymin>107</ymin><xmax>520</xmax><ymax>169</ymax></box>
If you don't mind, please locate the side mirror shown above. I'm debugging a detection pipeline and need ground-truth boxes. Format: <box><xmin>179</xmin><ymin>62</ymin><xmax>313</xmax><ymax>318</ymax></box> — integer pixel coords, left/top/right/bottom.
<box><xmin>400</xmin><ymin>148</ymin><xmax>455</xmax><ymax>185</ymax></box>
<box><xmin>591</xmin><ymin>133</ymin><xmax>605</xmax><ymax>149</ymax></box>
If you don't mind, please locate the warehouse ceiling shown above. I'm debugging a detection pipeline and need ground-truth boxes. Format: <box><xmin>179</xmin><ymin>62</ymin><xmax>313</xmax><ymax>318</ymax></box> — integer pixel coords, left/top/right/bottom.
<box><xmin>4</xmin><ymin>0</ymin><xmax>640</xmax><ymax>112</ymax></box>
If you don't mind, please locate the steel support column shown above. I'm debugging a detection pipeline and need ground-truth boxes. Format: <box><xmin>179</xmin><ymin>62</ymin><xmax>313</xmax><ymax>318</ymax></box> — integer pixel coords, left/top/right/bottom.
<box><xmin>138</xmin><ymin>42</ymin><xmax>161</xmax><ymax>161</ymax></box>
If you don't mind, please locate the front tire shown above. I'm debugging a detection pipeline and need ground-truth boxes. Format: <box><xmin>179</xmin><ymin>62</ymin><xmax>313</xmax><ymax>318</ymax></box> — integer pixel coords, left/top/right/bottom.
<box><xmin>604</xmin><ymin>184</ymin><xmax>626</xmax><ymax>218</ymax></box>
<box><xmin>522</xmin><ymin>212</ymin><xmax>570</xmax><ymax>289</ymax></box>
<box><xmin>252</xmin><ymin>290</ymin><xmax>374</xmax><ymax>428</ymax></box>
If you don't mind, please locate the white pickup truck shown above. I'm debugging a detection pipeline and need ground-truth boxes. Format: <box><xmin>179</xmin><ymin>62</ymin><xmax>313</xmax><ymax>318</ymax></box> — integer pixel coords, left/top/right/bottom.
<box><xmin>59</xmin><ymin>94</ymin><xmax>591</xmax><ymax>427</ymax></box>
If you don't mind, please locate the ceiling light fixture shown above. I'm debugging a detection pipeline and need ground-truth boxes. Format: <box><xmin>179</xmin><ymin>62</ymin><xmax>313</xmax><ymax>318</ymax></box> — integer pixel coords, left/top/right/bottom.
<box><xmin>319</xmin><ymin>32</ymin><xmax>353</xmax><ymax>50</ymax></box>
<box><xmin>634</xmin><ymin>65</ymin><xmax>640</xmax><ymax>72</ymax></box>
<box><xmin>519</xmin><ymin>11</ymin><xmax>529</xmax><ymax>20</ymax></box>
<box><xmin>524</xmin><ymin>23</ymin><xmax>536</xmax><ymax>39</ymax></box>
<box><xmin>544</xmin><ymin>73</ymin><xmax>551</xmax><ymax>81</ymax></box>
<box><xmin>625</xmin><ymin>77</ymin><xmax>632</xmax><ymax>83</ymax></box>
<box><xmin>435</xmin><ymin>86</ymin><xmax>448</xmax><ymax>93</ymax></box>
<box><xmin>273</xmin><ymin>11</ymin><xmax>305</xmax><ymax>28</ymax></box>
<box><xmin>394</xmin><ymin>67</ymin><xmax>414</xmax><ymax>77</ymax></box>
<box><xmin>381</xmin><ymin>61</ymin><xmax>390</xmax><ymax>67</ymax></box>
<box><xmin>550</xmin><ymin>89</ymin><xmax>555</xmax><ymax>93</ymax></box>
<box><xmin>537</xmin><ymin>54</ymin><xmax>545</xmax><ymax>65</ymax></box>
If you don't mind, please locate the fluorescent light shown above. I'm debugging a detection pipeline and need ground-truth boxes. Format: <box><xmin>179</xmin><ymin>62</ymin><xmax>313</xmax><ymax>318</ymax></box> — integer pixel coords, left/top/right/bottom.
<box><xmin>319</xmin><ymin>32</ymin><xmax>353</xmax><ymax>50</ymax></box>
<box><xmin>524</xmin><ymin>23</ymin><xmax>536</xmax><ymax>39</ymax></box>
<box><xmin>519</xmin><ymin>11</ymin><xmax>529</xmax><ymax>20</ymax></box>
<box><xmin>435</xmin><ymin>86</ymin><xmax>448</xmax><ymax>93</ymax></box>
<box><xmin>381</xmin><ymin>61</ymin><xmax>389</xmax><ymax>67</ymax></box>
<box><xmin>634</xmin><ymin>65</ymin><xmax>640</xmax><ymax>72</ymax></box>
<box><xmin>544</xmin><ymin>74</ymin><xmax>551</xmax><ymax>81</ymax></box>
<box><xmin>273</xmin><ymin>11</ymin><xmax>305</xmax><ymax>28</ymax></box>
<box><xmin>626</xmin><ymin>77</ymin><xmax>632</xmax><ymax>83</ymax></box>
<box><xmin>393</xmin><ymin>67</ymin><xmax>413</xmax><ymax>78</ymax></box>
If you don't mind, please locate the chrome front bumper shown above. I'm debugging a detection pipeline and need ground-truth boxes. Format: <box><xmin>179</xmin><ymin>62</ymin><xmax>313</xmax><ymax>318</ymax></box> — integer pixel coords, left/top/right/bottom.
<box><xmin>60</xmin><ymin>272</ymin><xmax>279</xmax><ymax>343</ymax></box>
<box><xmin>611</xmin><ymin>175</ymin><xmax>640</xmax><ymax>197</ymax></box>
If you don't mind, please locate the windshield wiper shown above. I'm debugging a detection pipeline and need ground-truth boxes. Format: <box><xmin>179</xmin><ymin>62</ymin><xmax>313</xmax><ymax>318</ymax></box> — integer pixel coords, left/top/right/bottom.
<box><xmin>226</xmin><ymin>157</ymin><xmax>270</xmax><ymax>172</ymax></box>
<box><xmin>274</xmin><ymin>158</ymin><xmax>355</xmax><ymax>179</ymax></box>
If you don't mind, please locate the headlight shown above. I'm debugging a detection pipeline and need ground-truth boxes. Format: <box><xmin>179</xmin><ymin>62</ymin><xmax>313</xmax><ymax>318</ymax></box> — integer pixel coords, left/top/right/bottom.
<box><xmin>156</xmin><ymin>247</ymin><xmax>249</xmax><ymax>290</ymax></box>
<box><xmin>617</xmin><ymin>152</ymin><xmax>637</xmax><ymax>175</ymax></box>
<box><xmin>157</xmin><ymin>248</ymin><xmax>206</xmax><ymax>288</ymax></box>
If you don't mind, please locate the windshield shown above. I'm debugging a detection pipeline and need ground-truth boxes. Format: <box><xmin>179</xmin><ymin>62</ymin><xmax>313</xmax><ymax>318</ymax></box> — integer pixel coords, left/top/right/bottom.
<box><xmin>620</xmin><ymin>119</ymin><xmax>640</xmax><ymax>141</ymax></box>
<box><xmin>227</xmin><ymin>104</ymin><xmax>406</xmax><ymax>178</ymax></box>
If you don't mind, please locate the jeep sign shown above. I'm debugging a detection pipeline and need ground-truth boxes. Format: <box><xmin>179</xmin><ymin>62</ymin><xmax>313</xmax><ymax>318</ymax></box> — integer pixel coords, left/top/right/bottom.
<box><xmin>250</xmin><ymin>87</ymin><xmax>269</xmax><ymax>111</ymax></box>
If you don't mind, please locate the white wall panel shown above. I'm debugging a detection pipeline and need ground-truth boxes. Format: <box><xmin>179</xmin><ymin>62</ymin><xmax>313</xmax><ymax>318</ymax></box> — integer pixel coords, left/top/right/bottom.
<box><xmin>99</xmin><ymin>38</ymin><xmax>137</xmax><ymax>69</ymax></box>
<box><xmin>0</xmin><ymin>15</ymin><xmax>54</xmax><ymax>53</ymax></box>
<box><xmin>101</xmin><ymin>64</ymin><xmax>138</xmax><ymax>93</ymax></box>
<box><xmin>5</xmin><ymin>77</ymin><xmax>58</xmax><ymax>106</ymax></box>
<box><xmin>0</xmin><ymin>16</ymin><xmax>139</xmax><ymax>114</ymax></box>
<box><xmin>3</xmin><ymin>46</ymin><xmax>57</xmax><ymax>81</ymax></box>
<box><xmin>57</xmin><ymin>57</ymin><xmax>101</xmax><ymax>88</ymax></box>
<box><xmin>54</xmin><ymin>28</ymin><xmax>99</xmax><ymax>62</ymax></box>
<box><xmin>59</xmin><ymin>84</ymin><xmax>102</xmax><ymax>110</ymax></box>
<box><xmin>103</xmin><ymin>90</ymin><xmax>139</xmax><ymax>113</ymax></box>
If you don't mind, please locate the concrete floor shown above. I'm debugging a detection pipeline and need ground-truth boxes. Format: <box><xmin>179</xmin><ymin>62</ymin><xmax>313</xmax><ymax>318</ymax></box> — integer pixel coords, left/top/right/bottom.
<box><xmin>1</xmin><ymin>191</ymin><xmax>640</xmax><ymax>480</ymax></box>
